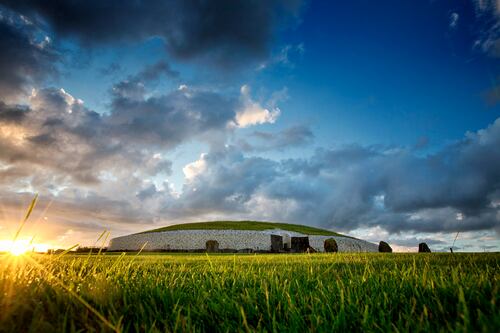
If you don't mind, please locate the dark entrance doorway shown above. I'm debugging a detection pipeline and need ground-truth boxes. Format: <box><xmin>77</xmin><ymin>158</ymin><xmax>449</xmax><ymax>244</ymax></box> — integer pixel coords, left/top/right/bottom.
<box><xmin>291</xmin><ymin>237</ymin><xmax>310</xmax><ymax>252</ymax></box>
<box><xmin>270</xmin><ymin>235</ymin><xmax>283</xmax><ymax>252</ymax></box>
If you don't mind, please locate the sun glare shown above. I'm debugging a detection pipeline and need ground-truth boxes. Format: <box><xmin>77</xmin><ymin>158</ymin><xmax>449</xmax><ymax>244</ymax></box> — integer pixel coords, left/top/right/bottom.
<box><xmin>10</xmin><ymin>241</ymin><xmax>29</xmax><ymax>256</ymax></box>
<box><xmin>0</xmin><ymin>239</ymin><xmax>50</xmax><ymax>256</ymax></box>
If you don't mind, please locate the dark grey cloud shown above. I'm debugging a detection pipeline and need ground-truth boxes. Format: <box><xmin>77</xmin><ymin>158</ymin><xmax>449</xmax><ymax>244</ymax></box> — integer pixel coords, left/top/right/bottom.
<box><xmin>386</xmin><ymin>237</ymin><xmax>445</xmax><ymax>248</ymax></box>
<box><xmin>1</xmin><ymin>0</ymin><xmax>304</xmax><ymax>66</ymax></box>
<box><xmin>108</xmin><ymin>84</ymin><xmax>237</xmax><ymax>148</ymax></box>
<box><xmin>0</xmin><ymin>6</ymin><xmax>57</xmax><ymax>101</ymax></box>
<box><xmin>471</xmin><ymin>0</ymin><xmax>500</xmax><ymax>57</ymax></box>
<box><xmin>238</xmin><ymin>125</ymin><xmax>314</xmax><ymax>151</ymax></box>
<box><xmin>0</xmin><ymin>102</ymin><xmax>28</xmax><ymax>122</ymax></box>
<box><xmin>136</xmin><ymin>61</ymin><xmax>179</xmax><ymax>81</ymax></box>
<box><xmin>109</xmin><ymin>61</ymin><xmax>179</xmax><ymax>101</ymax></box>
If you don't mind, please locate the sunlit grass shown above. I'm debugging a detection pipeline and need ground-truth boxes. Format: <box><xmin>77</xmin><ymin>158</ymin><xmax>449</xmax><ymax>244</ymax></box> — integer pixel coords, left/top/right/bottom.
<box><xmin>0</xmin><ymin>252</ymin><xmax>498</xmax><ymax>332</ymax></box>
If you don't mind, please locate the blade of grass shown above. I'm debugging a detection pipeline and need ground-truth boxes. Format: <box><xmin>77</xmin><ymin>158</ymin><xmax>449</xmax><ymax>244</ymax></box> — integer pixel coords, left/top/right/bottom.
<box><xmin>12</xmin><ymin>194</ymin><xmax>38</xmax><ymax>242</ymax></box>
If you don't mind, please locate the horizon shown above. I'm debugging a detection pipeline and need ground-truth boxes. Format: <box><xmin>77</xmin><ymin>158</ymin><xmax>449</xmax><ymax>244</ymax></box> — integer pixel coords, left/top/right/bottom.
<box><xmin>0</xmin><ymin>0</ymin><xmax>499</xmax><ymax>253</ymax></box>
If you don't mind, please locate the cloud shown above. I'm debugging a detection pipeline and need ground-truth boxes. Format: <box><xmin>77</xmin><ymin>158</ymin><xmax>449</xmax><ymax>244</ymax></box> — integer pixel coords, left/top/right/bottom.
<box><xmin>0</xmin><ymin>67</ymin><xmax>290</xmax><ymax>191</ymax></box>
<box><xmin>237</xmin><ymin>125</ymin><xmax>314</xmax><ymax>151</ymax></box>
<box><xmin>0</xmin><ymin>6</ymin><xmax>57</xmax><ymax>101</ymax></box>
<box><xmin>183</xmin><ymin>154</ymin><xmax>208</xmax><ymax>182</ymax></box>
<box><xmin>108</xmin><ymin>84</ymin><xmax>237</xmax><ymax>148</ymax></box>
<box><xmin>472</xmin><ymin>0</ymin><xmax>500</xmax><ymax>57</ymax></box>
<box><xmin>449</xmin><ymin>12</ymin><xmax>459</xmax><ymax>29</ymax></box>
<box><xmin>1</xmin><ymin>91</ymin><xmax>498</xmax><ymax>242</ymax></box>
<box><xmin>166</xmin><ymin>118</ymin><xmax>500</xmax><ymax>235</ymax></box>
<box><xmin>134</xmin><ymin>60</ymin><xmax>179</xmax><ymax>82</ymax></box>
<box><xmin>235</xmin><ymin>85</ymin><xmax>281</xmax><ymax>127</ymax></box>
<box><xmin>0</xmin><ymin>102</ymin><xmax>28</xmax><ymax>123</ymax></box>
<box><xmin>0</xmin><ymin>87</ymin><xmax>176</xmax><ymax>186</ymax></box>
<box><xmin>168</xmin><ymin>148</ymin><xmax>279</xmax><ymax>217</ymax></box>
<box><xmin>110</xmin><ymin>60</ymin><xmax>179</xmax><ymax>101</ymax></box>
<box><xmin>258</xmin><ymin>43</ymin><xmax>305</xmax><ymax>70</ymax></box>
<box><xmin>2</xmin><ymin>0</ymin><xmax>304</xmax><ymax>67</ymax></box>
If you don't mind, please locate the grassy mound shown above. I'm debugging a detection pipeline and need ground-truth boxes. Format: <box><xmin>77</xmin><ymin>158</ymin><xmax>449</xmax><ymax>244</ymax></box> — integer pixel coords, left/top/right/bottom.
<box><xmin>139</xmin><ymin>220</ymin><xmax>346</xmax><ymax>237</ymax></box>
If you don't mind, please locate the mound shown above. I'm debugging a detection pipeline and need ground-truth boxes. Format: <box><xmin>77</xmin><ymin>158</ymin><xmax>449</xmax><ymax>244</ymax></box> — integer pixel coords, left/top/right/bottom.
<box><xmin>108</xmin><ymin>221</ymin><xmax>378</xmax><ymax>253</ymax></box>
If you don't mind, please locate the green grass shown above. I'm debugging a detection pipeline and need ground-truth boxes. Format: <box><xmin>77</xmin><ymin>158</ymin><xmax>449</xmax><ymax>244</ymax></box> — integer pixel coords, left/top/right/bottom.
<box><xmin>0</xmin><ymin>253</ymin><xmax>498</xmax><ymax>332</ymax></box>
<box><xmin>140</xmin><ymin>220</ymin><xmax>347</xmax><ymax>237</ymax></box>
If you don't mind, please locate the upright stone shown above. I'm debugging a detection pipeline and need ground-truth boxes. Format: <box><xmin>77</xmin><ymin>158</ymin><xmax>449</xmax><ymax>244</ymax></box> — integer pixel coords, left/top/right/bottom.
<box><xmin>205</xmin><ymin>240</ymin><xmax>219</xmax><ymax>253</ymax></box>
<box><xmin>324</xmin><ymin>238</ymin><xmax>338</xmax><ymax>253</ymax></box>
<box><xmin>418</xmin><ymin>242</ymin><xmax>431</xmax><ymax>253</ymax></box>
<box><xmin>378</xmin><ymin>241</ymin><xmax>392</xmax><ymax>253</ymax></box>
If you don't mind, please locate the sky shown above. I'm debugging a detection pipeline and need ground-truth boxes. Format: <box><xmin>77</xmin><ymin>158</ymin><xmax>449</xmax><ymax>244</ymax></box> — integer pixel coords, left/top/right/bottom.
<box><xmin>0</xmin><ymin>0</ymin><xmax>499</xmax><ymax>252</ymax></box>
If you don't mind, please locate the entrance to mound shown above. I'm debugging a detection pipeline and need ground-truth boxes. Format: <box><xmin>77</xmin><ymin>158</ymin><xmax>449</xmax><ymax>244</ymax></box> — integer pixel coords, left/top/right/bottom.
<box><xmin>291</xmin><ymin>237</ymin><xmax>309</xmax><ymax>252</ymax></box>
<box><xmin>270</xmin><ymin>235</ymin><xmax>283</xmax><ymax>252</ymax></box>
<box><xmin>206</xmin><ymin>240</ymin><xmax>219</xmax><ymax>252</ymax></box>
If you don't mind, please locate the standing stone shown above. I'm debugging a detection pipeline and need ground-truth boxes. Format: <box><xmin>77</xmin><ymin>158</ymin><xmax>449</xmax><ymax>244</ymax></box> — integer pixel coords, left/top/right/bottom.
<box><xmin>418</xmin><ymin>242</ymin><xmax>431</xmax><ymax>253</ymax></box>
<box><xmin>205</xmin><ymin>240</ymin><xmax>219</xmax><ymax>253</ymax></box>
<box><xmin>324</xmin><ymin>238</ymin><xmax>338</xmax><ymax>253</ymax></box>
<box><xmin>378</xmin><ymin>241</ymin><xmax>392</xmax><ymax>253</ymax></box>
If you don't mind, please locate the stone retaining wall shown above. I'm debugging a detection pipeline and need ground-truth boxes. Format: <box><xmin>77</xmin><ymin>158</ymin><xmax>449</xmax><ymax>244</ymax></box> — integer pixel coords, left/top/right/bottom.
<box><xmin>309</xmin><ymin>235</ymin><xmax>378</xmax><ymax>252</ymax></box>
<box><xmin>107</xmin><ymin>229</ymin><xmax>378</xmax><ymax>253</ymax></box>
<box><xmin>108</xmin><ymin>230</ymin><xmax>273</xmax><ymax>251</ymax></box>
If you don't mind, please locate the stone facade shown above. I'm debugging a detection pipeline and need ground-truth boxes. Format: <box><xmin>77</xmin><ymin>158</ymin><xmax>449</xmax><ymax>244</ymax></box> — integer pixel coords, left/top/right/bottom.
<box><xmin>308</xmin><ymin>235</ymin><xmax>378</xmax><ymax>252</ymax></box>
<box><xmin>107</xmin><ymin>229</ymin><xmax>378</xmax><ymax>253</ymax></box>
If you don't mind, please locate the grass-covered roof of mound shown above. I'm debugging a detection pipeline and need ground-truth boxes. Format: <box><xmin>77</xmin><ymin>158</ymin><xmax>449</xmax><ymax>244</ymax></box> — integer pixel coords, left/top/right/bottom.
<box><xmin>140</xmin><ymin>221</ymin><xmax>347</xmax><ymax>237</ymax></box>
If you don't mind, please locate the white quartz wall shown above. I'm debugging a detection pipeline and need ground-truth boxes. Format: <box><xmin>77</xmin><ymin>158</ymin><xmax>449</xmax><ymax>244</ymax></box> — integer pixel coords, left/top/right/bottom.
<box><xmin>108</xmin><ymin>229</ymin><xmax>379</xmax><ymax>253</ymax></box>
<box><xmin>309</xmin><ymin>235</ymin><xmax>378</xmax><ymax>252</ymax></box>
<box><xmin>108</xmin><ymin>230</ymin><xmax>273</xmax><ymax>251</ymax></box>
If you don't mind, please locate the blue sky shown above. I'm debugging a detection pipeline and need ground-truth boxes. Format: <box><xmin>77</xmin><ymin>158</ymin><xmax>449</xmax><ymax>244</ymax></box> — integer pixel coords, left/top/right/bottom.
<box><xmin>0</xmin><ymin>0</ymin><xmax>498</xmax><ymax>252</ymax></box>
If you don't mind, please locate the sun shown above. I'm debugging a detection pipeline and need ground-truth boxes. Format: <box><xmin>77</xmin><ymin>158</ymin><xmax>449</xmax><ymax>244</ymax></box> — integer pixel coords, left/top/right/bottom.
<box><xmin>9</xmin><ymin>241</ymin><xmax>31</xmax><ymax>256</ymax></box>
<box><xmin>0</xmin><ymin>239</ymin><xmax>49</xmax><ymax>256</ymax></box>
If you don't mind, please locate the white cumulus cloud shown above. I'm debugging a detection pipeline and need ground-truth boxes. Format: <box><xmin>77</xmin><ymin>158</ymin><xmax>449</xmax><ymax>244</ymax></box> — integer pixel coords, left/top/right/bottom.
<box><xmin>235</xmin><ymin>85</ymin><xmax>280</xmax><ymax>128</ymax></box>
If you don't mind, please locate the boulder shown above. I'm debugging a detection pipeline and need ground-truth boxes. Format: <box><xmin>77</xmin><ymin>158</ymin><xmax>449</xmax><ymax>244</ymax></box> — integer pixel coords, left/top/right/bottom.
<box><xmin>205</xmin><ymin>240</ymin><xmax>219</xmax><ymax>253</ymax></box>
<box><xmin>418</xmin><ymin>242</ymin><xmax>431</xmax><ymax>253</ymax></box>
<box><xmin>378</xmin><ymin>241</ymin><xmax>392</xmax><ymax>253</ymax></box>
<box><xmin>324</xmin><ymin>238</ymin><xmax>338</xmax><ymax>253</ymax></box>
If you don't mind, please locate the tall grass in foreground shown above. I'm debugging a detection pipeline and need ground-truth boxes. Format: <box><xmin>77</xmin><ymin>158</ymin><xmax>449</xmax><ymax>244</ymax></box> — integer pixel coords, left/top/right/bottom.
<box><xmin>0</xmin><ymin>253</ymin><xmax>498</xmax><ymax>332</ymax></box>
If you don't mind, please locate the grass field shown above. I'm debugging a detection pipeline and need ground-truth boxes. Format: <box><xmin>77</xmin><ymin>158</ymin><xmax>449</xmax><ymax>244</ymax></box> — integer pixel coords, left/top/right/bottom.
<box><xmin>0</xmin><ymin>252</ymin><xmax>498</xmax><ymax>332</ymax></box>
<box><xmin>140</xmin><ymin>220</ymin><xmax>347</xmax><ymax>237</ymax></box>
